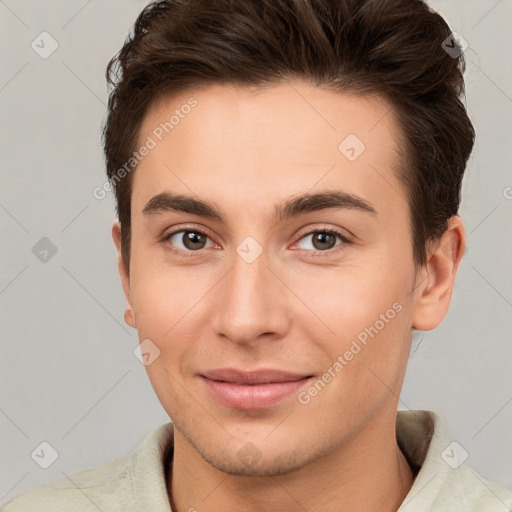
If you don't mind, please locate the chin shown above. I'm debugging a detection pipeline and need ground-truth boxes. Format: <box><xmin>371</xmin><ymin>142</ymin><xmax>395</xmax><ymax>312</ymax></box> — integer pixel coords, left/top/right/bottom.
<box><xmin>200</xmin><ymin>449</ymin><xmax>313</xmax><ymax>477</ymax></box>
<box><xmin>185</xmin><ymin>430</ymin><xmax>324</xmax><ymax>477</ymax></box>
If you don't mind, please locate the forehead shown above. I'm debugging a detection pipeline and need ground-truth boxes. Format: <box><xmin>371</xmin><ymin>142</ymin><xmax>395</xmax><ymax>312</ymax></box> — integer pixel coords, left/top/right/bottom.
<box><xmin>139</xmin><ymin>81</ymin><xmax>399</xmax><ymax>155</ymax></box>
<box><xmin>133</xmin><ymin>81</ymin><xmax>406</xmax><ymax>219</ymax></box>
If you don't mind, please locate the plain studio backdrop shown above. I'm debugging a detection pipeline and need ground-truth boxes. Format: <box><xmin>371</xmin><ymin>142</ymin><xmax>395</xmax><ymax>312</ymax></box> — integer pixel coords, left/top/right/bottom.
<box><xmin>1</xmin><ymin>0</ymin><xmax>511</xmax><ymax>505</ymax></box>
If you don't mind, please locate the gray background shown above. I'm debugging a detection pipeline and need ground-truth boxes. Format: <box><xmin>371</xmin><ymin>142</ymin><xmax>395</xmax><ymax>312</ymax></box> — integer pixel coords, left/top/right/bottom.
<box><xmin>1</xmin><ymin>0</ymin><xmax>511</xmax><ymax>505</ymax></box>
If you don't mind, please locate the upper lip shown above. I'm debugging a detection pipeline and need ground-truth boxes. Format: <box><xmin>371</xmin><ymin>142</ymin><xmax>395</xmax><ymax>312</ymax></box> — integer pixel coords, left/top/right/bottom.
<box><xmin>200</xmin><ymin>368</ymin><xmax>312</xmax><ymax>385</ymax></box>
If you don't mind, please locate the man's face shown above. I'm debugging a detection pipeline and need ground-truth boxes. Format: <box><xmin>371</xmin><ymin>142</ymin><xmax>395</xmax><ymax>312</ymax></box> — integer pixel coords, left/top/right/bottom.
<box><xmin>120</xmin><ymin>81</ymin><xmax>420</xmax><ymax>475</ymax></box>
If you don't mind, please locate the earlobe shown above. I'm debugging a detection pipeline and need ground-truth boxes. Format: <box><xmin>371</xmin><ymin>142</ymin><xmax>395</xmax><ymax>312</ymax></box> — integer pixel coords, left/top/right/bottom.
<box><xmin>412</xmin><ymin>216</ymin><xmax>466</xmax><ymax>331</ymax></box>
<box><xmin>124</xmin><ymin>307</ymin><xmax>136</xmax><ymax>328</ymax></box>
<box><xmin>112</xmin><ymin>221</ymin><xmax>136</xmax><ymax>328</ymax></box>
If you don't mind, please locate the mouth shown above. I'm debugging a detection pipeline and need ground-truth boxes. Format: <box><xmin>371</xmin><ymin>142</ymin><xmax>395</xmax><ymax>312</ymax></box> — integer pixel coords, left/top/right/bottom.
<box><xmin>199</xmin><ymin>368</ymin><xmax>314</xmax><ymax>410</ymax></box>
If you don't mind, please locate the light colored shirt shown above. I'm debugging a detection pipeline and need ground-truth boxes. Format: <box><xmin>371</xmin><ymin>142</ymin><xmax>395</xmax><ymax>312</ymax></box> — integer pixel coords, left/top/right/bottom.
<box><xmin>3</xmin><ymin>410</ymin><xmax>511</xmax><ymax>511</ymax></box>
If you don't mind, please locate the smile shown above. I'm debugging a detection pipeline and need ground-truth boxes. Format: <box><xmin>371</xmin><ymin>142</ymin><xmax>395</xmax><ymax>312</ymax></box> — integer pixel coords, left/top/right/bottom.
<box><xmin>199</xmin><ymin>369</ymin><xmax>313</xmax><ymax>410</ymax></box>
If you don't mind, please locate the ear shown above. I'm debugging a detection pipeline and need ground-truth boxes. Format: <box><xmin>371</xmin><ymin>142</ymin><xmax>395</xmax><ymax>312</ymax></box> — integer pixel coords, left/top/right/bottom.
<box><xmin>112</xmin><ymin>221</ymin><xmax>136</xmax><ymax>328</ymax></box>
<box><xmin>412</xmin><ymin>216</ymin><xmax>466</xmax><ymax>331</ymax></box>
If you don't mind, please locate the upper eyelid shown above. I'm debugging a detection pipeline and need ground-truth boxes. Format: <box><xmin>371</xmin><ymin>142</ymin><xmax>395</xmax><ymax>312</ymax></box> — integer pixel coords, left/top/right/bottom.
<box><xmin>294</xmin><ymin>224</ymin><xmax>350</xmax><ymax>240</ymax></box>
<box><xmin>164</xmin><ymin>224</ymin><xmax>217</xmax><ymax>242</ymax></box>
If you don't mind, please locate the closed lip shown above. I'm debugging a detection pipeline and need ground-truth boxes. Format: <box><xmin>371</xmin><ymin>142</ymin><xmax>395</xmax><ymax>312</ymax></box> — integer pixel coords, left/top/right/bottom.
<box><xmin>200</xmin><ymin>368</ymin><xmax>312</xmax><ymax>385</ymax></box>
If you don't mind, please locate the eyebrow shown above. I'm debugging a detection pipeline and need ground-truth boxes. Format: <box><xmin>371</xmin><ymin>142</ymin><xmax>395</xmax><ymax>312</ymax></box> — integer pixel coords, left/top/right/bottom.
<box><xmin>142</xmin><ymin>190</ymin><xmax>377</xmax><ymax>222</ymax></box>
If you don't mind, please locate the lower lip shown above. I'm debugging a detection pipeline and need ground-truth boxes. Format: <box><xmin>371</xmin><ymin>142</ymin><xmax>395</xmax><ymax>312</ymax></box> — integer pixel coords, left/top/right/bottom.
<box><xmin>201</xmin><ymin>376</ymin><xmax>312</xmax><ymax>410</ymax></box>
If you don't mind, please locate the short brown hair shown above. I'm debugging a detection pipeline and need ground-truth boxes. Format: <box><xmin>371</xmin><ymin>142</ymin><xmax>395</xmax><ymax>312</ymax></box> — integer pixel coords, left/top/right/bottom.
<box><xmin>103</xmin><ymin>0</ymin><xmax>475</xmax><ymax>271</ymax></box>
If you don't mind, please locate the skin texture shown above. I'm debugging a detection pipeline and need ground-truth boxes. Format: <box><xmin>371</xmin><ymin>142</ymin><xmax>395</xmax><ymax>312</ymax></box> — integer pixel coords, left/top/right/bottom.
<box><xmin>112</xmin><ymin>80</ymin><xmax>465</xmax><ymax>512</ymax></box>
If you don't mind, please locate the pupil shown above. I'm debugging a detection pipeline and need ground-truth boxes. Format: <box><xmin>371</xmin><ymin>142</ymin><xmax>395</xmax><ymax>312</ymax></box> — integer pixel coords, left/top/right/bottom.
<box><xmin>185</xmin><ymin>231</ymin><xmax>205</xmax><ymax>249</ymax></box>
<box><xmin>314</xmin><ymin>232</ymin><xmax>334</xmax><ymax>250</ymax></box>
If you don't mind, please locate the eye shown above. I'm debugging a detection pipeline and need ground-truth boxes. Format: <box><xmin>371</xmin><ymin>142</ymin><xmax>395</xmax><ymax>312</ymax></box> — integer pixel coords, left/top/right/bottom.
<box><xmin>165</xmin><ymin>228</ymin><xmax>217</xmax><ymax>254</ymax></box>
<box><xmin>293</xmin><ymin>228</ymin><xmax>349</xmax><ymax>255</ymax></box>
<box><xmin>163</xmin><ymin>225</ymin><xmax>350</xmax><ymax>258</ymax></box>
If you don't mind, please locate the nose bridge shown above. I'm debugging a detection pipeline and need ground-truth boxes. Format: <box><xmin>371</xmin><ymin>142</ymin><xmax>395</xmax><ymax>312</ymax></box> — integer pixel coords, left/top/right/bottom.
<box><xmin>211</xmin><ymin>240</ymin><xmax>289</xmax><ymax>343</ymax></box>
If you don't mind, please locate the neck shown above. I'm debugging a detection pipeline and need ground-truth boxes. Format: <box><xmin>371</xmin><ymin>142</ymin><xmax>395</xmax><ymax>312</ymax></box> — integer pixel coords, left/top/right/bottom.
<box><xmin>167</xmin><ymin>412</ymin><xmax>415</xmax><ymax>512</ymax></box>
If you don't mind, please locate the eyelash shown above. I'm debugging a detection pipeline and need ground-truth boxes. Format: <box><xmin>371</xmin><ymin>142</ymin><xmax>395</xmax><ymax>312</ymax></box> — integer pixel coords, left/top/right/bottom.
<box><xmin>162</xmin><ymin>224</ymin><xmax>351</xmax><ymax>259</ymax></box>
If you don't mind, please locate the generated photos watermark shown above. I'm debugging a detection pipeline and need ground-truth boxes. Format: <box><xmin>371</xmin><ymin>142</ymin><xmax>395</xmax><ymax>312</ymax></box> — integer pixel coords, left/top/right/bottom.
<box><xmin>298</xmin><ymin>301</ymin><xmax>403</xmax><ymax>405</ymax></box>
<box><xmin>93</xmin><ymin>97</ymin><xmax>198</xmax><ymax>200</ymax></box>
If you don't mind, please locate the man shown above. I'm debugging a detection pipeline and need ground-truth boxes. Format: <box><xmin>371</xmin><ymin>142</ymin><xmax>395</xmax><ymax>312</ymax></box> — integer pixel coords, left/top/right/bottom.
<box><xmin>4</xmin><ymin>0</ymin><xmax>511</xmax><ymax>510</ymax></box>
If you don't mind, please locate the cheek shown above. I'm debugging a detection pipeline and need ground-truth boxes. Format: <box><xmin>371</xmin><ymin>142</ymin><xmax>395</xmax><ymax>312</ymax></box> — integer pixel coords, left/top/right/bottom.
<box><xmin>129</xmin><ymin>258</ymin><xmax>216</xmax><ymax>368</ymax></box>
<box><xmin>296</xmin><ymin>296</ymin><xmax>411</xmax><ymax>422</ymax></box>
<box><xmin>292</xmin><ymin>259</ymin><xmax>409</xmax><ymax>342</ymax></box>
<box><xmin>129</xmin><ymin>244</ymin><xmax>198</xmax><ymax>332</ymax></box>
<box><xmin>291</xmin><ymin>258</ymin><xmax>414</xmax><ymax>407</ymax></box>
<box><xmin>131</xmin><ymin>275</ymin><xmax>178</xmax><ymax>339</ymax></box>
<box><xmin>129</xmin><ymin>268</ymin><xmax>206</xmax><ymax>411</ymax></box>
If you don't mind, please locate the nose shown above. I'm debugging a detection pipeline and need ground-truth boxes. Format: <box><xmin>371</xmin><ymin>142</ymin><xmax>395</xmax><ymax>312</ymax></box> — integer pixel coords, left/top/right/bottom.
<box><xmin>210</xmin><ymin>242</ymin><xmax>291</xmax><ymax>345</ymax></box>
